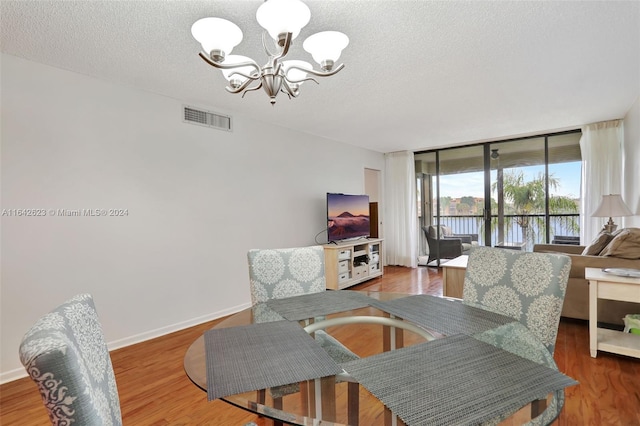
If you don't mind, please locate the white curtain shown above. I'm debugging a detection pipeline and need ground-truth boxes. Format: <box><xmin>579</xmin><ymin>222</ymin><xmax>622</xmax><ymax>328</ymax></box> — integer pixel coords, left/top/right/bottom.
<box><xmin>384</xmin><ymin>151</ymin><xmax>417</xmax><ymax>267</ymax></box>
<box><xmin>580</xmin><ymin>119</ymin><xmax>624</xmax><ymax>244</ymax></box>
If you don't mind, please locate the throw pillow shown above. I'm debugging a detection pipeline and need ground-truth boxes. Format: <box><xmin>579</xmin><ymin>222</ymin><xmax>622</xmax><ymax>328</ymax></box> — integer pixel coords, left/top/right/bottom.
<box><xmin>428</xmin><ymin>225</ymin><xmax>452</xmax><ymax>238</ymax></box>
<box><xmin>599</xmin><ymin>228</ymin><xmax>640</xmax><ymax>259</ymax></box>
<box><xmin>581</xmin><ymin>231</ymin><xmax>613</xmax><ymax>256</ymax></box>
<box><xmin>428</xmin><ymin>226</ymin><xmax>438</xmax><ymax>238</ymax></box>
<box><xmin>611</xmin><ymin>228</ymin><xmax>626</xmax><ymax>238</ymax></box>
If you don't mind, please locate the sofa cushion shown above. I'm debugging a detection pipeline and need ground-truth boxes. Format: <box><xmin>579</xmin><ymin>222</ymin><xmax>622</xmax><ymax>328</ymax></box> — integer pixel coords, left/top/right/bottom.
<box><xmin>428</xmin><ymin>225</ymin><xmax>453</xmax><ymax>238</ymax></box>
<box><xmin>600</xmin><ymin>228</ymin><xmax>640</xmax><ymax>259</ymax></box>
<box><xmin>582</xmin><ymin>231</ymin><xmax>614</xmax><ymax>256</ymax></box>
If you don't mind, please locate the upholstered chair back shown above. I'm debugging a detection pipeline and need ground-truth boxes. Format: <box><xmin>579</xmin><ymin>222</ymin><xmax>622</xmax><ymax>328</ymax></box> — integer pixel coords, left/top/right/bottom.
<box><xmin>19</xmin><ymin>294</ymin><xmax>122</xmax><ymax>425</ymax></box>
<box><xmin>247</xmin><ymin>245</ymin><xmax>326</xmax><ymax>305</ymax></box>
<box><xmin>463</xmin><ymin>246</ymin><xmax>571</xmax><ymax>354</ymax></box>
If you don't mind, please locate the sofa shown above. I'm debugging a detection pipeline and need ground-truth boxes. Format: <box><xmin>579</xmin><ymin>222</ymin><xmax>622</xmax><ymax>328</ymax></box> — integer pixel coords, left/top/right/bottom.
<box><xmin>533</xmin><ymin>227</ymin><xmax>640</xmax><ymax>325</ymax></box>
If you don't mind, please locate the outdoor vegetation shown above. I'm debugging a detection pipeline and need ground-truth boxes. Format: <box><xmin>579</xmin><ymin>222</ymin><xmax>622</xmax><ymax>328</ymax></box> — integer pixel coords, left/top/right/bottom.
<box><xmin>435</xmin><ymin>170</ymin><xmax>580</xmax><ymax>248</ymax></box>
<box><xmin>493</xmin><ymin>170</ymin><xmax>579</xmax><ymax>244</ymax></box>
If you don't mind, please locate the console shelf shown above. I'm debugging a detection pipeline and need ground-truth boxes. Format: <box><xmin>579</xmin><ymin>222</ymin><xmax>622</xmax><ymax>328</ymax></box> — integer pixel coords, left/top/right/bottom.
<box><xmin>323</xmin><ymin>238</ymin><xmax>383</xmax><ymax>290</ymax></box>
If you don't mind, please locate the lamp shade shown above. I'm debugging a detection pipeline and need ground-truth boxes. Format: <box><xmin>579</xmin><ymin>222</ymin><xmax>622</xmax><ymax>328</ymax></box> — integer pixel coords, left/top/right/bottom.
<box><xmin>220</xmin><ymin>55</ymin><xmax>256</xmax><ymax>84</ymax></box>
<box><xmin>191</xmin><ymin>17</ymin><xmax>243</xmax><ymax>57</ymax></box>
<box><xmin>303</xmin><ymin>31</ymin><xmax>349</xmax><ymax>65</ymax></box>
<box><xmin>256</xmin><ymin>0</ymin><xmax>310</xmax><ymax>41</ymax></box>
<box><xmin>592</xmin><ymin>194</ymin><xmax>633</xmax><ymax>217</ymax></box>
<box><xmin>282</xmin><ymin>60</ymin><xmax>311</xmax><ymax>84</ymax></box>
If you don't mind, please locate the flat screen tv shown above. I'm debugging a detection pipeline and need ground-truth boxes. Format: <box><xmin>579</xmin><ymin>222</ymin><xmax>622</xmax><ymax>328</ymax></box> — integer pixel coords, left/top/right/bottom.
<box><xmin>326</xmin><ymin>193</ymin><xmax>370</xmax><ymax>243</ymax></box>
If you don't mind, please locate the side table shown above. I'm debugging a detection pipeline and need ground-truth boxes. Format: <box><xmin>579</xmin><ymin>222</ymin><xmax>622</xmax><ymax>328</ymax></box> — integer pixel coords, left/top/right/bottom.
<box><xmin>442</xmin><ymin>255</ymin><xmax>468</xmax><ymax>299</ymax></box>
<box><xmin>586</xmin><ymin>267</ymin><xmax>640</xmax><ymax>358</ymax></box>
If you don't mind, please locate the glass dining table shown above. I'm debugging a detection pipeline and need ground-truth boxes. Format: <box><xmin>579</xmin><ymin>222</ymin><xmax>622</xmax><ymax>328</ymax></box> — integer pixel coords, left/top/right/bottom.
<box><xmin>183</xmin><ymin>291</ymin><xmax>576</xmax><ymax>426</ymax></box>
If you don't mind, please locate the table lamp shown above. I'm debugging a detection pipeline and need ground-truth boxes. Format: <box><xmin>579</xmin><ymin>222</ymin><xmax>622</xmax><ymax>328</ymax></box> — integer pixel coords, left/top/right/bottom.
<box><xmin>591</xmin><ymin>194</ymin><xmax>632</xmax><ymax>233</ymax></box>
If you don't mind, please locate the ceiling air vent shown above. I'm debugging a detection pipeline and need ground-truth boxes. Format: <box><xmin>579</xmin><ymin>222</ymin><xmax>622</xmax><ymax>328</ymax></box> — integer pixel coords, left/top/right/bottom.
<box><xmin>183</xmin><ymin>105</ymin><xmax>232</xmax><ymax>131</ymax></box>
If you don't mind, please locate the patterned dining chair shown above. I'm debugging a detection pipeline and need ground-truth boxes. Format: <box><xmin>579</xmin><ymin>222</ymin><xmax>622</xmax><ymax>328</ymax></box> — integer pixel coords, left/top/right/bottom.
<box><xmin>247</xmin><ymin>246</ymin><xmax>359</xmax><ymax>416</ymax></box>
<box><xmin>462</xmin><ymin>246</ymin><xmax>572</xmax><ymax>425</ymax></box>
<box><xmin>248</xmin><ymin>245</ymin><xmax>327</xmax><ymax>305</ymax></box>
<box><xmin>247</xmin><ymin>245</ymin><xmax>360</xmax><ymax>362</ymax></box>
<box><xmin>18</xmin><ymin>294</ymin><xmax>122</xmax><ymax>425</ymax></box>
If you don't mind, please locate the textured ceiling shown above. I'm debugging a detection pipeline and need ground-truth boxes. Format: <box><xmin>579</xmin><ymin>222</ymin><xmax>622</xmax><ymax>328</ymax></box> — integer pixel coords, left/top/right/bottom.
<box><xmin>1</xmin><ymin>1</ymin><xmax>639</xmax><ymax>153</ymax></box>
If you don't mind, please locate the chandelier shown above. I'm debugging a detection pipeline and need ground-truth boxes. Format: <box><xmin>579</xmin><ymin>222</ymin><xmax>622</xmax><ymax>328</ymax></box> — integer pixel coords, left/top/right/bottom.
<box><xmin>191</xmin><ymin>0</ymin><xmax>349</xmax><ymax>105</ymax></box>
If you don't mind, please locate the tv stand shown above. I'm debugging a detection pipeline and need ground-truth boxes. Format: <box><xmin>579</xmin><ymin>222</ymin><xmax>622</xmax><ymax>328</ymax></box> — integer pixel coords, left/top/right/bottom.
<box><xmin>323</xmin><ymin>238</ymin><xmax>383</xmax><ymax>290</ymax></box>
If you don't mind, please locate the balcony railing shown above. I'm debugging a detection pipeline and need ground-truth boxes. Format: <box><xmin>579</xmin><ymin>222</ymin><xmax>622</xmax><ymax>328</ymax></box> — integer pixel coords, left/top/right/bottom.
<box><xmin>429</xmin><ymin>213</ymin><xmax>580</xmax><ymax>251</ymax></box>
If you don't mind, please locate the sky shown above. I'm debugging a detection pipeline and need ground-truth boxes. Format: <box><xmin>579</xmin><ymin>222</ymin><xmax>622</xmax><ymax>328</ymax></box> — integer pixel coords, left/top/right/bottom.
<box><xmin>438</xmin><ymin>161</ymin><xmax>582</xmax><ymax>200</ymax></box>
<box><xmin>327</xmin><ymin>193</ymin><xmax>370</xmax><ymax>217</ymax></box>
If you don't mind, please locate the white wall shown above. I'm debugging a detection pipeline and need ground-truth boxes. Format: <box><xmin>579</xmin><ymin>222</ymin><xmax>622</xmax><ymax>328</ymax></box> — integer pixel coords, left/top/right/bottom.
<box><xmin>623</xmin><ymin>96</ymin><xmax>640</xmax><ymax>227</ymax></box>
<box><xmin>0</xmin><ymin>54</ymin><xmax>384</xmax><ymax>382</ymax></box>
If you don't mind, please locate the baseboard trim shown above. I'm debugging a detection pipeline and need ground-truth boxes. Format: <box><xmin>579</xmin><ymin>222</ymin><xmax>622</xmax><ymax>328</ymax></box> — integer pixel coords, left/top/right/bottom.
<box><xmin>0</xmin><ymin>368</ymin><xmax>27</xmax><ymax>385</ymax></box>
<box><xmin>0</xmin><ymin>302</ymin><xmax>251</xmax><ymax>385</ymax></box>
<box><xmin>106</xmin><ymin>302</ymin><xmax>251</xmax><ymax>351</ymax></box>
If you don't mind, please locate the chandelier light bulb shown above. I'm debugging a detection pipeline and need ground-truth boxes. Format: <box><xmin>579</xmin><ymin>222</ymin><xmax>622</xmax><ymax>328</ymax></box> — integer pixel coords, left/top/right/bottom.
<box><xmin>256</xmin><ymin>0</ymin><xmax>311</xmax><ymax>42</ymax></box>
<box><xmin>303</xmin><ymin>31</ymin><xmax>349</xmax><ymax>70</ymax></box>
<box><xmin>191</xmin><ymin>17</ymin><xmax>243</xmax><ymax>61</ymax></box>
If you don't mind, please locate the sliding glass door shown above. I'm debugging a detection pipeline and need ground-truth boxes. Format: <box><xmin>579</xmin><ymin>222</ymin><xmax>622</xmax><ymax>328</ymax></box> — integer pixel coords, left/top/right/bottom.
<box><xmin>547</xmin><ymin>134</ymin><xmax>581</xmax><ymax>242</ymax></box>
<box><xmin>489</xmin><ymin>138</ymin><xmax>547</xmax><ymax>251</ymax></box>
<box><xmin>415</xmin><ymin>130</ymin><xmax>582</xmax><ymax>254</ymax></box>
<box><xmin>437</xmin><ymin>146</ymin><xmax>485</xmax><ymax>239</ymax></box>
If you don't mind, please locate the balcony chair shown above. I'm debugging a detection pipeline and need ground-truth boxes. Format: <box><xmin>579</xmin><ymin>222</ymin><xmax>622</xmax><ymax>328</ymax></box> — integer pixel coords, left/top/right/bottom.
<box><xmin>423</xmin><ymin>225</ymin><xmax>478</xmax><ymax>266</ymax></box>
<box><xmin>462</xmin><ymin>246</ymin><xmax>572</xmax><ymax>425</ymax></box>
<box><xmin>247</xmin><ymin>246</ymin><xmax>359</xmax><ymax>417</ymax></box>
<box><xmin>19</xmin><ymin>294</ymin><xmax>122</xmax><ymax>425</ymax></box>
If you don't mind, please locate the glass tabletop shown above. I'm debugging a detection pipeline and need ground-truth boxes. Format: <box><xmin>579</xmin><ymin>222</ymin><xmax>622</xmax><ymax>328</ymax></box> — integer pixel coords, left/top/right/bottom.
<box><xmin>185</xmin><ymin>292</ymin><xmax>422</xmax><ymax>425</ymax></box>
<box><xmin>183</xmin><ymin>291</ymin><xmax>574</xmax><ymax>426</ymax></box>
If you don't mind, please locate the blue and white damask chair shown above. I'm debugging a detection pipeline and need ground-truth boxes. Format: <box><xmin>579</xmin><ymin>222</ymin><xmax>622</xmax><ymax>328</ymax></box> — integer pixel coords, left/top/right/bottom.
<box><xmin>248</xmin><ymin>245</ymin><xmax>359</xmax><ymax>360</ymax></box>
<box><xmin>19</xmin><ymin>294</ymin><xmax>122</xmax><ymax>426</ymax></box>
<box><xmin>247</xmin><ymin>244</ymin><xmax>360</xmax><ymax>360</ymax></box>
<box><xmin>248</xmin><ymin>245</ymin><xmax>327</xmax><ymax>305</ymax></box>
<box><xmin>462</xmin><ymin>246</ymin><xmax>572</xmax><ymax>425</ymax></box>
<box><xmin>247</xmin><ymin>245</ymin><xmax>359</xmax><ymax>407</ymax></box>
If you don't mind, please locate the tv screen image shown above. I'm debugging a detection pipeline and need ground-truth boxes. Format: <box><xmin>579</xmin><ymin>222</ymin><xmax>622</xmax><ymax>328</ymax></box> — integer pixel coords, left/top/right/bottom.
<box><xmin>327</xmin><ymin>193</ymin><xmax>370</xmax><ymax>242</ymax></box>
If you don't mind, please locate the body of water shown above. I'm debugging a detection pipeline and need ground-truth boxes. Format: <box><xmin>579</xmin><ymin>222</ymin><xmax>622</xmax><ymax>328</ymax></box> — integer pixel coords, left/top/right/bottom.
<box><xmin>433</xmin><ymin>214</ymin><xmax>580</xmax><ymax>250</ymax></box>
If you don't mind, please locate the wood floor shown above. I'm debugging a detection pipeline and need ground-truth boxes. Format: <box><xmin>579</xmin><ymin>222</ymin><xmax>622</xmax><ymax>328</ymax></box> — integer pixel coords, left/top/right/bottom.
<box><xmin>1</xmin><ymin>266</ymin><xmax>639</xmax><ymax>425</ymax></box>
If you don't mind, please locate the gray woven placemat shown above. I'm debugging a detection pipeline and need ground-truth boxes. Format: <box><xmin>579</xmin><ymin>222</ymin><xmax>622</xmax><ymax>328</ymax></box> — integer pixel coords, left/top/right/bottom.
<box><xmin>265</xmin><ymin>290</ymin><xmax>373</xmax><ymax>320</ymax></box>
<box><xmin>370</xmin><ymin>294</ymin><xmax>514</xmax><ymax>335</ymax></box>
<box><xmin>342</xmin><ymin>334</ymin><xmax>577</xmax><ymax>426</ymax></box>
<box><xmin>204</xmin><ymin>320</ymin><xmax>342</xmax><ymax>400</ymax></box>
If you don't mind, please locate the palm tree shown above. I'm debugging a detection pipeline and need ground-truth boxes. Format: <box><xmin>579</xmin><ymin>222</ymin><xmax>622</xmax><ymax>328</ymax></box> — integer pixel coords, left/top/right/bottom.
<box><xmin>494</xmin><ymin>170</ymin><xmax>579</xmax><ymax>245</ymax></box>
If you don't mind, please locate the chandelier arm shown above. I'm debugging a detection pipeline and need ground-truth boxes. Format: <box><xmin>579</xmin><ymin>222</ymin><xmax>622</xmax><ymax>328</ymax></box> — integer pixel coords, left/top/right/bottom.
<box><xmin>198</xmin><ymin>53</ymin><xmax>261</xmax><ymax>74</ymax></box>
<box><xmin>274</xmin><ymin>62</ymin><xmax>283</xmax><ymax>78</ymax></box>
<box><xmin>262</xmin><ymin>31</ymin><xmax>293</xmax><ymax>61</ymax></box>
<box><xmin>281</xmin><ymin>65</ymin><xmax>320</xmax><ymax>85</ymax></box>
<box><xmin>262</xmin><ymin>31</ymin><xmax>278</xmax><ymax>57</ymax></box>
<box><xmin>275</xmin><ymin>32</ymin><xmax>293</xmax><ymax>60</ymax></box>
<box><xmin>240</xmin><ymin>82</ymin><xmax>264</xmax><ymax>98</ymax></box>
<box><xmin>226</xmin><ymin>71</ymin><xmax>260</xmax><ymax>82</ymax></box>
<box><xmin>303</xmin><ymin>63</ymin><xmax>346</xmax><ymax>78</ymax></box>
<box><xmin>225</xmin><ymin>77</ymin><xmax>260</xmax><ymax>94</ymax></box>
<box><xmin>286</xmin><ymin>76</ymin><xmax>319</xmax><ymax>85</ymax></box>
<box><xmin>280</xmin><ymin>79</ymin><xmax>299</xmax><ymax>98</ymax></box>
